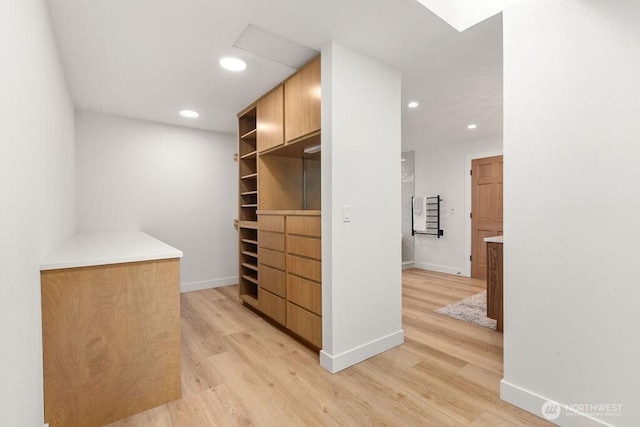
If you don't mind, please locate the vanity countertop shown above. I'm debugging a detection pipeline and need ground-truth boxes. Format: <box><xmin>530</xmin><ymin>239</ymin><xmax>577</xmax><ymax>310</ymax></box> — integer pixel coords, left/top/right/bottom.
<box><xmin>484</xmin><ymin>235</ymin><xmax>504</xmax><ymax>244</ymax></box>
<box><xmin>40</xmin><ymin>231</ymin><xmax>183</xmax><ymax>271</ymax></box>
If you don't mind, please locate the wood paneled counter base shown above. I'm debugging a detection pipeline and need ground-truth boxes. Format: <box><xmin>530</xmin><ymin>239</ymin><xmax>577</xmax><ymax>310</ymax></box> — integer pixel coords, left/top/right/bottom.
<box><xmin>40</xmin><ymin>232</ymin><xmax>182</xmax><ymax>427</ymax></box>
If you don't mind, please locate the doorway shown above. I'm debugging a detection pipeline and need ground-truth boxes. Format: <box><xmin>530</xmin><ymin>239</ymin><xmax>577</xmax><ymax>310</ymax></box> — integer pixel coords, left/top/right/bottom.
<box><xmin>470</xmin><ymin>155</ymin><xmax>503</xmax><ymax>279</ymax></box>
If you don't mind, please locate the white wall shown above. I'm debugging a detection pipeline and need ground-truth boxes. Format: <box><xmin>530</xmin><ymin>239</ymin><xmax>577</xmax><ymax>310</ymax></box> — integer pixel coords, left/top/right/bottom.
<box><xmin>502</xmin><ymin>1</ymin><xmax>640</xmax><ymax>425</ymax></box>
<box><xmin>0</xmin><ymin>0</ymin><xmax>76</xmax><ymax>425</ymax></box>
<box><xmin>320</xmin><ymin>42</ymin><xmax>404</xmax><ymax>373</ymax></box>
<box><xmin>413</xmin><ymin>138</ymin><xmax>501</xmax><ymax>275</ymax></box>
<box><xmin>75</xmin><ymin>110</ymin><xmax>238</xmax><ymax>291</ymax></box>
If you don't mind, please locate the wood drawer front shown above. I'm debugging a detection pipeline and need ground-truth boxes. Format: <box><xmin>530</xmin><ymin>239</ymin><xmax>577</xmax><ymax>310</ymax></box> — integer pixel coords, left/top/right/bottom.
<box><xmin>286</xmin><ymin>216</ymin><xmax>320</xmax><ymax>237</ymax></box>
<box><xmin>259</xmin><ymin>231</ymin><xmax>285</xmax><ymax>252</ymax></box>
<box><xmin>286</xmin><ymin>235</ymin><xmax>321</xmax><ymax>260</ymax></box>
<box><xmin>258</xmin><ymin>247</ymin><xmax>285</xmax><ymax>271</ymax></box>
<box><xmin>286</xmin><ymin>302</ymin><xmax>322</xmax><ymax>348</ymax></box>
<box><xmin>258</xmin><ymin>215</ymin><xmax>285</xmax><ymax>233</ymax></box>
<box><xmin>259</xmin><ymin>264</ymin><xmax>285</xmax><ymax>297</ymax></box>
<box><xmin>259</xmin><ymin>288</ymin><xmax>286</xmax><ymax>325</ymax></box>
<box><xmin>287</xmin><ymin>274</ymin><xmax>321</xmax><ymax>315</ymax></box>
<box><xmin>287</xmin><ymin>255</ymin><xmax>321</xmax><ymax>283</ymax></box>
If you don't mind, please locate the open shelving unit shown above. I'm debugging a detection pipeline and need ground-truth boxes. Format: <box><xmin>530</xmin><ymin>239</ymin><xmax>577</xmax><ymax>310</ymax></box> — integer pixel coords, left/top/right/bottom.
<box><xmin>238</xmin><ymin>106</ymin><xmax>259</xmax><ymax>305</ymax></box>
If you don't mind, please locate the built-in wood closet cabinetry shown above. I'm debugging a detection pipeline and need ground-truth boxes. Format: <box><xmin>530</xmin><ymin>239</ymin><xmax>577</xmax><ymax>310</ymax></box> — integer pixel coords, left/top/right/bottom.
<box><xmin>236</xmin><ymin>56</ymin><xmax>322</xmax><ymax>349</ymax></box>
<box><xmin>284</xmin><ymin>56</ymin><xmax>321</xmax><ymax>142</ymax></box>
<box><xmin>257</xmin><ymin>85</ymin><xmax>284</xmax><ymax>153</ymax></box>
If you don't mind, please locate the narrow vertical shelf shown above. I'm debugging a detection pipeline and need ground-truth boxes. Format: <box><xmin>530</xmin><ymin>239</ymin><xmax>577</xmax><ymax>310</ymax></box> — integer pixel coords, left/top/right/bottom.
<box><xmin>238</xmin><ymin>106</ymin><xmax>259</xmax><ymax>303</ymax></box>
<box><xmin>238</xmin><ymin>106</ymin><xmax>258</xmax><ymax>223</ymax></box>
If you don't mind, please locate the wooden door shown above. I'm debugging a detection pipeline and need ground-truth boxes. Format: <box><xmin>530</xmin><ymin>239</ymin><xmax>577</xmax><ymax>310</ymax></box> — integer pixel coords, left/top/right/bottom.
<box><xmin>257</xmin><ymin>85</ymin><xmax>284</xmax><ymax>153</ymax></box>
<box><xmin>471</xmin><ymin>155</ymin><xmax>503</xmax><ymax>279</ymax></box>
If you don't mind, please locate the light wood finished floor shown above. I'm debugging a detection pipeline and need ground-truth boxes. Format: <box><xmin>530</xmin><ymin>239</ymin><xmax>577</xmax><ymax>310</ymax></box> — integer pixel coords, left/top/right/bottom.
<box><xmin>108</xmin><ymin>269</ymin><xmax>551</xmax><ymax>426</ymax></box>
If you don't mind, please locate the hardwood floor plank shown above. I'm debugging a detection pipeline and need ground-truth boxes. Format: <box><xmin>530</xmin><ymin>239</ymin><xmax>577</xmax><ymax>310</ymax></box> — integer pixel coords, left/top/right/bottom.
<box><xmin>184</xmin><ymin>291</ymin><xmax>245</xmax><ymax>337</ymax></box>
<box><xmin>194</xmin><ymin>385</ymin><xmax>254</xmax><ymax>426</ymax></box>
<box><xmin>180</xmin><ymin>332</ymin><xmax>224</xmax><ymax>397</ymax></box>
<box><xmin>108</xmin><ymin>269</ymin><xmax>553</xmax><ymax>427</ymax></box>
<box><xmin>278</xmin><ymin>350</ymin><xmax>401</xmax><ymax>426</ymax></box>
<box><xmin>347</xmin><ymin>361</ymin><xmax>472</xmax><ymax>425</ymax></box>
<box><xmin>165</xmin><ymin>397</ymin><xmax>204</xmax><ymax>426</ymax></box>
<box><xmin>224</xmin><ymin>331</ymin><xmax>355</xmax><ymax>425</ymax></box>
<box><xmin>471</xmin><ymin>408</ymin><xmax>554</xmax><ymax>427</ymax></box>
<box><xmin>372</xmin><ymin>343</ymin><xmax>423</xmax><ymax>369</ymax></box>
<box><xmin>180</xmin><ymin>294</ymin><xmax>229</xmax><ymax>356</ymax></box>
<box><xmin>208</xmin><ymin>351</ymin><xmax>305</xmax><ymax>426</ymax></box>
<box><xmin>106</xmin><ymin>412</ymin><xmax>148</xmax><ymax>427</ymax></box>
<box><xmin>140</xmin><ymin>404</ymin><xmax>171</xmax><ymax>426</ymax></box>
<box><xmin>457</xmin><ymin>363</ymin><xmax>502</xmax><ymax>394</ymax></box>
<box><xmin>247</xmin><ymin>320</ymin><xmax>309</xmax><ymax>358</ymax></box>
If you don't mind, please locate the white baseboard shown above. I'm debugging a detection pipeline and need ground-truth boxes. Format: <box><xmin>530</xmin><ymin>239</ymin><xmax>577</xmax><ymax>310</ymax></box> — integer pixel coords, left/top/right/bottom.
<box><xmin>319</xmin><ymin>329</ymin><xmax>404</xmax><ymax>374</ymax></box>
<box><xmin>402</xmin><ymin>261</ymin><xmax>414</xmax><ymax>270</ymax></box>
<box><xmin>501</xmin><ymin>380</ymin><xmax>613</xmax><ymax>427</ymax></box>
<box><xmin>180</xmin><ymin>276</ymin><xmax>238</xmax><ymax>293</ymax></box>
<box><xmin>413</xmin><ymin>262</ymin><xmax>464</xmax><ymax>276</ymax></box>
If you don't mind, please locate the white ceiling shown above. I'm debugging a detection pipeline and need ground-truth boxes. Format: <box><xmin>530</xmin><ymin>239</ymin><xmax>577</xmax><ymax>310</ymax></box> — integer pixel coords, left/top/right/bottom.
<box><xmin>47</xmin><ymin>0</ymin><xmax>503</xmax><ymax>149</ymax></box>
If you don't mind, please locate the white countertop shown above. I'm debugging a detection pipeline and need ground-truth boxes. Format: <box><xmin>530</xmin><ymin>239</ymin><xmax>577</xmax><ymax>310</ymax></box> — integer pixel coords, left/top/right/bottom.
<box><xmin>40</xmin><ymin>231</ymin><xmax>183</xmax><ymax>271</ymax></box>
<box><xmin>484</xmin><ymin>235</ymin><xmax>504</xmax><ymax>244</ymax></box>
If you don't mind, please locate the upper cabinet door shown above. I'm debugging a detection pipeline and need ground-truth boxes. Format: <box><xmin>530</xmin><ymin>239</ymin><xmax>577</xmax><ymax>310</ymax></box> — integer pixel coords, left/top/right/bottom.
<box><xmin>257</xmin><ymin>85</ymin><xmax>284</xmax><ymax>153</ymax></box>
<box><xmin>284</xmin><ymin>57</ymin><xmax>321</xmax><ymax>143</ymax></box>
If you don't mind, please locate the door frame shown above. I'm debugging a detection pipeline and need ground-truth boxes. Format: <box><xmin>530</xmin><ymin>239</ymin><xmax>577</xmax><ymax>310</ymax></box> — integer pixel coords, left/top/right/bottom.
<box><xmin>463</xmin><ymin>149</ymin><xmax>503</xmax><ymax>277</ymax></box>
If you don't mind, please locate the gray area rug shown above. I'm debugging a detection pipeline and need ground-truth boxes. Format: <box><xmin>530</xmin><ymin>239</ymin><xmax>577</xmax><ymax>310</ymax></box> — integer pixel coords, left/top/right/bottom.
<box><xmin>435</xmin><ymin>291</ymin><xmax>497</xmax><ymax>330</ymax></box>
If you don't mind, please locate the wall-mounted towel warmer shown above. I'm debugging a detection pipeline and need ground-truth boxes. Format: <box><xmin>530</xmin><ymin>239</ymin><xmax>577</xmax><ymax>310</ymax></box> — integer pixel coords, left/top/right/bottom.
<box><xmin>412</xmin><ymin>195</ymin><xmax>443</xmax><ymax>237</ymax></box>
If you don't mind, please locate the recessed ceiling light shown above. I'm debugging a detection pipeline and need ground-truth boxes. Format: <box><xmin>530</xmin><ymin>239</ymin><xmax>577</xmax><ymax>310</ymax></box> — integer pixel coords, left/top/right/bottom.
<box><xmin>467</xmin><ymin>124</ymin><xmax>477</xmax><ymax>129</ymax></box>
<box><xmin>180</xmin><ymin>110</ymin><xmax>200</xmax><ymax>118</ymax></box>
<box><xmin>408</xmin><ymin>101</ymin><xmax>419</xmax><ymax>108</ymax></box>
<box><xmin>219</xmin><ymin>57</ymin><xmax>247</xmax><ymax>72</ymax></box>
